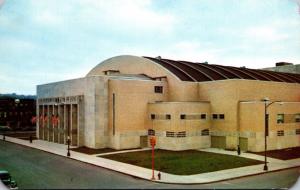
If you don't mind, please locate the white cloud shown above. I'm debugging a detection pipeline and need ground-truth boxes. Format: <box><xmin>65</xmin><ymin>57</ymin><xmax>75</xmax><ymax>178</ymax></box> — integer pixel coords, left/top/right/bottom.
<box><xmin>243</xmin><ymin>26</ymin><xmax>289</xmax><ymax>42</ymax></box>
<box><xmin>81</xmin><ymin>0</ymin><xmax>176</xmax><ymax>33</ymax></box>
<box><xmin>0</xmin><ymin>37</ymin><xmax>37</xmax><ymax>51</ymax></box>
<box><xmin>29</xmin><ymin>0</ymin><xmax>176</xmax><ymax>33</ymax></box>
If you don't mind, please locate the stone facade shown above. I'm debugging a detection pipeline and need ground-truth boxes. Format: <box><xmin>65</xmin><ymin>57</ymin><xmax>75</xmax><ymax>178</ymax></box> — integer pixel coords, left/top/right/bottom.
<box><xmin>36</xmin><ymin>55</ymin><xmax>300</xmax><ymax>151</ymax></box>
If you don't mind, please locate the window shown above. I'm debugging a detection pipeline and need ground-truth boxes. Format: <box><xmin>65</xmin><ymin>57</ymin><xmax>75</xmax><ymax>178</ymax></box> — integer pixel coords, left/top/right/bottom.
<box><xmin>212</xmin><ymin>114</ymin><xmax>218</xmax><ymax>119</ymax></box>
<box><xmin>154</xmin><ymin>86</ymin><xmax>163</xmax><ymax>93</ymax></box>
<box><xmin>219</xmin><ymin>114</ymin><xmax>225</xmax><ymax>119</ymax></box>
<box><xmin>277</xmin><ymin>114</ymin><xmax>284</xmax><ymax>124</ymax></box>
<box><xmin>177</xmin><ymin>131</ymin><xmax>186</xmax><ymax>138</ymax></box>
<box><xmin>151</xmin><ymin>114</ymin><xmax>171</xmax><ymax>120</ymax></box>
<box><xmin>277</xmin><ymin>130</ymin><xmax>284</xmax><ymax>136</ymax></box>
<box><xmin>166</xmin><ymin>131</ymin><xmax>186</xmax><ymax>138</ymax></box>
<box><xmin>148</xmin><ymin>129</ymin><xmax>155</xmax><ymax>136</ymax></box>
<box><xmin>201</xmin><ymin>129</ymin><xmax>209</xmax><ymax>136</ymax></box>
<box><xmin>295</xmin><ymin>114</ymin><xmax>300</xmax><ymax>123</ymax></box>
<box><xmin>166</xmin><ymin>114</ymin><xmax>171</xmax><ymax>120</ymax></box>
<box><xmin>201</xmin><ymin>114</ymin><xmax>206</xmax><ymax>119</ymax></box>
<box><xmin>166</xmin><ymin>131</ymin><xmax>175</xmax><ymax>137</ymax></box>
<box><xmin>180</xmin><ymin>114</ymin><xmax>186</xmax><ymax>119</ymax></box>
<box><xmin>296</xmin><ymin>129</ymin><xmax>300</xmax><ymax>135</ymax></box>
<box><xmin>150</xmin><ymin>114</ymin><xmax>155</xmax><ymax>120</ymax></box>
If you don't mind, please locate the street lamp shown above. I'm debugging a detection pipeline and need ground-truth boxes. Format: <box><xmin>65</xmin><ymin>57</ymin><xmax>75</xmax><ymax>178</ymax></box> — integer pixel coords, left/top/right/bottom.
<box><xmin>261</xmin><ymin>97</ymin><xmax>282</xmax><ymax>171</ymax></box>
<box><xmin>67</xmin><ymin>135</ymin><xmax>71</xmax><ymax>157</ymax></box>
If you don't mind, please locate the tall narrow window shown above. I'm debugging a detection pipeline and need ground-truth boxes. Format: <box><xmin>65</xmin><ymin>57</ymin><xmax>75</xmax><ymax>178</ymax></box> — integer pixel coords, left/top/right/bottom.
<box><xmin>277</xmin><ymin>114</ymin><xmax>284</xmax><ymax>124</ymax></box>
<box><xmin>180</xmin><ymin>114</ymin><xmax>186</xmax><ymax>119</ymax></box>
<box><xmin>154</xmin><ymin>86</ymin><xmax>163</xmax><ymax>93</ymax></box>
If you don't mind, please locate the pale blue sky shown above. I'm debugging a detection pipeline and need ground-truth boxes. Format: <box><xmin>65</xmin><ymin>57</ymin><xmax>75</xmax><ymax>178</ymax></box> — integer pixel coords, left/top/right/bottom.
<box><xmin>0</xmin><ymin>0</ymin><xmax>299</xmax><ymax>94</ymax></box>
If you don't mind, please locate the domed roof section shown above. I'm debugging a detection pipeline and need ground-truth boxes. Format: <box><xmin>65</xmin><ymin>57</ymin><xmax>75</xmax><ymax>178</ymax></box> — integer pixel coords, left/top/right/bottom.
<box><xmin>86</xmin><ymin>55</ymin><xmax>180</xmax><ymax>80</ymax></box>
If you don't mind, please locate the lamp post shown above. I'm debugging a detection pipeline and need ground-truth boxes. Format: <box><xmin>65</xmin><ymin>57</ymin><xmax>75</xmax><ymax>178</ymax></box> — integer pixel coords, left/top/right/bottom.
<box><xmin>67</xmin><ymin>135</ymin><xmax>70</xmax><ymax>157</ymax></box>
<box><xmin>261</xmin><ymin>98</ymin><xmax>282</xmax><ymax>171</ymax></box>
<box><xmin>15</xmin><ymin>99</ymin><xmax>20</xmax><ymax>131</ymax></box>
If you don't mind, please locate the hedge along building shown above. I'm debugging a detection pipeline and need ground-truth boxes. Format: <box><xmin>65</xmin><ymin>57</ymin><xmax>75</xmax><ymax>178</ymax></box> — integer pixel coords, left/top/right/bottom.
<box><xmin>36</xmin><ymin>55</ymin><xmax>300</xmax><ymax>152</ymax></box>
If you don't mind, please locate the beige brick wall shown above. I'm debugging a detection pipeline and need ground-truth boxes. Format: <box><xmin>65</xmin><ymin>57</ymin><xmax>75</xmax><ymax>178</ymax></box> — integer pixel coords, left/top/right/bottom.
<box><xmin>198</xmin><ymin>79</ymin><xmax>300</xmax><ymax>150</ymax></box>
<box><xmin>107</xmin><ymin>79</ymin><xmax>168</xmax><ymax>149</ymax></box>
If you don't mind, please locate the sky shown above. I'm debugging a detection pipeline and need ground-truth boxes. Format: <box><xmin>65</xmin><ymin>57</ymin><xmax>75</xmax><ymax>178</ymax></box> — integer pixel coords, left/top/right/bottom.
<box><xmin>0</xmin><ymin>0</ymin><xmax>299</xmax><ymax>95</ymax></box>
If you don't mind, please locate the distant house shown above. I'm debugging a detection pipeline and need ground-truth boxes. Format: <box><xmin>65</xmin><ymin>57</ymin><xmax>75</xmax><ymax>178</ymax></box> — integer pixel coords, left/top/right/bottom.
<box><xmin>0</xmin><ymin>97</ymin><xmax>36</xmax><ymax>130</ymax></box>
<box><xmin>36</xmin><ymin>55</ymin><xmax>300</xmax><ymax>152</ymax></box>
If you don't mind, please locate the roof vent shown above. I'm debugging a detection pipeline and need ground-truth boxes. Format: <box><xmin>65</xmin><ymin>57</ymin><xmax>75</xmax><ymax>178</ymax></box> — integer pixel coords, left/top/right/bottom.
<box><xmin>202</xmin><ymin>61</ymin><xmax>208</xmax><ymax>64</ymax></box>
<box><xmin>156</xmin><ymin>56</ymin><xmax>162</xmax><ymax>60</ymax></box>
<box><xmin>240</xmin><ymin>66</ymin><xmax>246</xmax><ymax>69</ymax></box>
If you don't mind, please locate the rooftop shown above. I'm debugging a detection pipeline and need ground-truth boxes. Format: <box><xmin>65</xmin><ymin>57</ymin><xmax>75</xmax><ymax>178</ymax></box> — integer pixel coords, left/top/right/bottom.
<box><xmin>144</xmin><ymin>56</ymin><xmax>300</xmax><ymax>83</ymax></box>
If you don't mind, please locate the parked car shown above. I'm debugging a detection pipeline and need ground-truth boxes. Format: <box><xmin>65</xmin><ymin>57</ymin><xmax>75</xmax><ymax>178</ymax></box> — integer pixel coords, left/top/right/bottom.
<box><xmin>0</xmin><ymin>171</ymin><xmax>18</xmax><ymax>190</ymax></box>
<box><xmin>0</xmin><ymin>126</ymin><xmax>12</xmax><ymax>132</ymax></box>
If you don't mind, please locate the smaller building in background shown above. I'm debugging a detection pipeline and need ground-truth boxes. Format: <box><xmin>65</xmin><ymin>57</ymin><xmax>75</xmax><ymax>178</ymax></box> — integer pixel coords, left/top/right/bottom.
<box><xmin>0</xmin><ymin>95</ymin><xmax>36</xmax><ymax>131</ymax></box>
<box><xmin>263</xmin><ymin>62</ymin><xmax>300</xmax><ymax>74</ymax></box>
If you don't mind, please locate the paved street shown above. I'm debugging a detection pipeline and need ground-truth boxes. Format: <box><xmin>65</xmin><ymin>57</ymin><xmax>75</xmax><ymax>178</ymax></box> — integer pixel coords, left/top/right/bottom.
<box><xmin>0</xmin><ymin>140</ymin><xmax>299</xmax><ymax>189</ymax></box>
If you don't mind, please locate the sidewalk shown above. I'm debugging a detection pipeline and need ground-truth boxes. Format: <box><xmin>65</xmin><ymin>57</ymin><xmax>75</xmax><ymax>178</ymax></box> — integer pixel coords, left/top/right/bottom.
<box><xmin>1</xmin><ymin>135</ymin><xmax>300</xmax><ymax>184</ymax></box>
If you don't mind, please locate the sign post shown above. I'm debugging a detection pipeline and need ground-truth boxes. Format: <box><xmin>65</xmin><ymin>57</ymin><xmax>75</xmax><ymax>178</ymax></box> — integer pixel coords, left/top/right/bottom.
<box><xmin>149</xmin><ymin>136</ymin><xmax>156</xmax><ymax>180</ymax></box>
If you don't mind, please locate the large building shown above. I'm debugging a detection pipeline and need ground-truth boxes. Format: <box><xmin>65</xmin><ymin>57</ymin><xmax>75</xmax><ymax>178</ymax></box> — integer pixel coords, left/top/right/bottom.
<box><xmin>0</xmin><ymin>96</ymin><xmax>36</xmax><ymax>130</ymax></box>
<box><xmin>36</xmin><ymin>55</ymin><xmax>300</xmax><ymax>152</ymax></box>
<box><xmin>263</xmin><ymin>62</ymin><xmax>300</xmax><ymax>74</ymax></box>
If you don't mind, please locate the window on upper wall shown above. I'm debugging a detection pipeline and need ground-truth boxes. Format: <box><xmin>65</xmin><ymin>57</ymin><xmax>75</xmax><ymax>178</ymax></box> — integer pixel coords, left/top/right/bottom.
<box><xmin>201</xmin><ymin>114</ymin><xmax>206</xmax><ymax>119</ymax></box>
<box><xmin>295</xmin><ymin>114</ymin><xmax>300</xmax><ymax>123</ymax></box>
<box><xmin>277</xmin><ymin>114</ymin><xmax>284</xmax><ymax>124</ymax></box>
<box><xmin>180</xmin><ymin>114</ymin><xmax>186</xmax><ymax>119</ymax></box>
<box><xmin>212</xmin><ymin>114</ymin><xmax>218</xmax><ymax>119</ymax></box>
<box><xmin>150</xmin><ymin>114</ymin><xmax>155</xmax><ymax>120</ymax></box>
<box><xmin>219</xmin><ymin>114</ymin><xmax>225</xmax><ymax>119</ymax></box>
<box><xmin>154</xmin><ymin>86</ymin><xmax>163</xmax><ymax>93</ymax></box>
<box><xmin>296</xmin><ymin>129</ymin><xmax>300</xmax><ymax>135</ymax></box>
<box><xmin>166</xmin><ymin>114</ymin><xmax>171</xmax><ymax>120</ymax></box>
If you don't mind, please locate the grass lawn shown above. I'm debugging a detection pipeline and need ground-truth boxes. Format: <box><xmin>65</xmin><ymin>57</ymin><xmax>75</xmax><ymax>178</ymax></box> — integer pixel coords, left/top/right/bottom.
<box><xmin>249</xmin><ymin>146</ymin><xmax>300</xmax><ymax>160</ymax></box>
<box><xmin>100</xmin><ymin>149</ymin><xmax>264</xmax><ymax>175</ymax></box>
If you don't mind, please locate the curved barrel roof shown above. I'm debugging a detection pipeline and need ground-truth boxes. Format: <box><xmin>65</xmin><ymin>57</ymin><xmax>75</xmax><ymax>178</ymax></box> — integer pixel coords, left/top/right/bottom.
<box><xmin>144</xmin><ymin>56</ymin><xmax>300</xmax><ymax>83</ymax></box>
